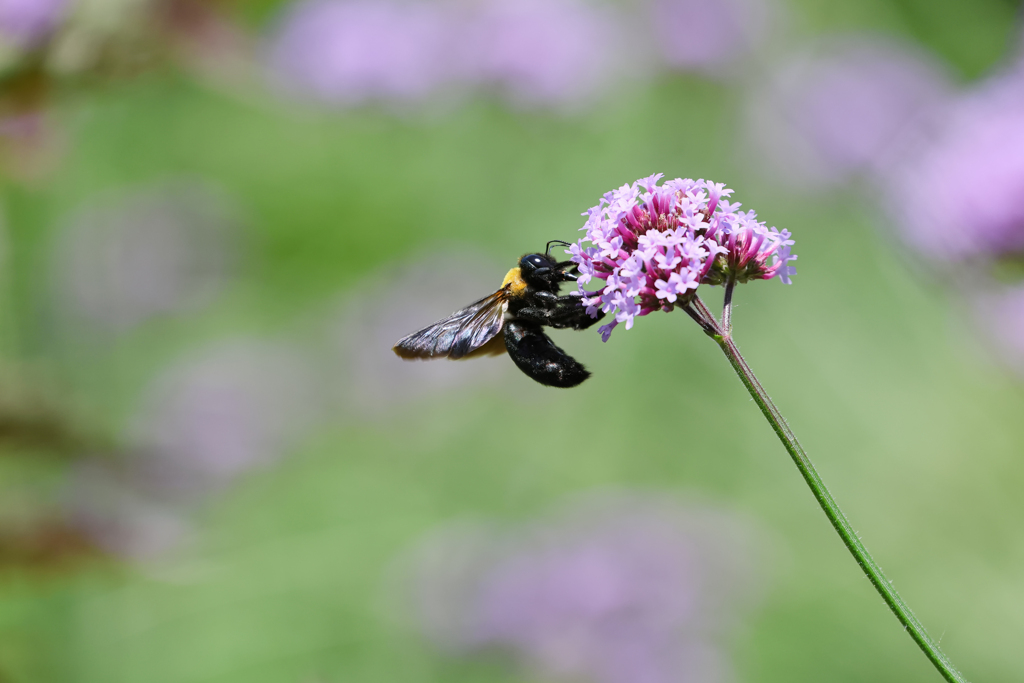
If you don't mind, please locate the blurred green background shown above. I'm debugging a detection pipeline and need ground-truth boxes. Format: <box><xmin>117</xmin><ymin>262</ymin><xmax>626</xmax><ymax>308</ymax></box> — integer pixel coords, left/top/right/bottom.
<box><xmin>0</xmin><ymin>0</ymin><xmax>1020</xmax><ymax>681</ymax></box>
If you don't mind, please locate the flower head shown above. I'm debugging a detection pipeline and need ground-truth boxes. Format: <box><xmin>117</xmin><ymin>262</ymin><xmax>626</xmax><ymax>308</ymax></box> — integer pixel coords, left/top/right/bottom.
<box><xmin>51</xmin><ymin>181</ymin><xmax>239</xmax><ymax>333</ymax></box>
<box><xmin>0</xmin><ymin>0</ymin><xmax>67</xmax><ymax>47</ymax></box>
<box><xmin>747</xmin><ymin>35</ymin><xmax>952</xmax><ymax>188</ymax></box>
<box><xmin>131</xmin><ymin>340</ymin><xmax>319</xmax><ymax>497</ymax></box>
<box><xmin>571</xmin><ymin>175</ymin><xmax>796</xmax><ymax>340</ymax></box>
<box><xmin>885</xmin><ymin>72</ymin><xmax>1024</xmax><ymax>260</ymax></box>
<box><xmin>650</xmin><ymin>0</ymin><xmax>771</xmax><ymax>75</ymax></box>
<box><xmin>265</xmin><ymin>0</ymin><xmax>453</xmax><ymax>106</ymax></box>
<box><xmin>406</xmin><ymin>493</ymin><xmax>762</xmax><ymax>683</ymax></box>
<box><xmin>458</xmin><ymin>0</ymin><xmax>618</xmax><ymax>108</ymax></box>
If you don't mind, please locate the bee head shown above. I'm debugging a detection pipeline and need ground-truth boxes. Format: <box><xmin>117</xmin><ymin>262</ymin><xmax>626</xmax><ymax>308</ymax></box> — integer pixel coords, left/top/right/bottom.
<box><xmin>519</xmin><ymin>252</ymin><xmax>557</xmax><ymax>286</ymax></box>
<box><xmin>519</xmin><ymin>251</ymin><xmax>577</xmax><ymax>288</ymax></box>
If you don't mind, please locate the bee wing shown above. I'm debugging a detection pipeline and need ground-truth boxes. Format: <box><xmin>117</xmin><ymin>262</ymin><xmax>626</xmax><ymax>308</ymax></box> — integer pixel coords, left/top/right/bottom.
<box><xmin>393</xmin><ymin>289</ymin><xmax>508</xmax><ymax>360</ymax></box>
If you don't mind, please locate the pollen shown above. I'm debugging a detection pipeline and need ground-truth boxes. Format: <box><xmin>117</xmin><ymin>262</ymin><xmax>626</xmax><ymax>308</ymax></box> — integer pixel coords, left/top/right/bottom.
<box><xmin>502</xmin><ymin>267</ymin><xmax>528</xmax><ymax>296</ymax></box>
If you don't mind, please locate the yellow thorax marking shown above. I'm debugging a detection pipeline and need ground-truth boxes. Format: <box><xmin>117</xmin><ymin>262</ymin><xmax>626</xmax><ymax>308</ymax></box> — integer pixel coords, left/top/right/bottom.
<box><xmin>502</xmin><ymin>267</ymin><xmax>528</xmax><ymax>296</ymax></box>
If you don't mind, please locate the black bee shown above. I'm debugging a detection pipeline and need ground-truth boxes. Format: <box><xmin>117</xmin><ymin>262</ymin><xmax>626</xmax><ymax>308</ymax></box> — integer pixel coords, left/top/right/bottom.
<box><xmin>392</xmin><ymin>241</ymin><xmax>604</xmax><ymax>388</ymax></box>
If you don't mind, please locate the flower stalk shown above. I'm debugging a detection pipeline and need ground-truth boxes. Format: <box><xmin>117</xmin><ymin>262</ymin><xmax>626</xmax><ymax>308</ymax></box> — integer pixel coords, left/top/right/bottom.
<box><xmin>568</xmin><ymin>174</ymin><xmax>968</xmax><ymax>681</ymax></box>
<box><xmin>685</xmin><ymin>295</ymin><xmax>968</xmax><ymax>683</ymax></box>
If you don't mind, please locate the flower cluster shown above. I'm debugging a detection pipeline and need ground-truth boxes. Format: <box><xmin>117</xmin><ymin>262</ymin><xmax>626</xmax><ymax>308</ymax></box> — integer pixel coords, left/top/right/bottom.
<box><xmin>570</xmin><ymin>174</ymin><xmax>796</xmax><ymax>341</ymax></box>
<box><xmin>652</xmin><ymin>0</ymin><xmax>770</xmax><ymax>74</ymax></box>
<box><xmin>266</xmin><ymin>0</ymin><xmax>453</xmax><ymax>106</ymax></box>
<box><xmin>0</xmin><ymin>0</ymin><xmax>67</xmax><ymax>47</ymax></box>
<box><xmin>264</xmin><ymin>0</ymin><xmax>777</xmax><ymax>112</ymax></box>
<box><xmin>747</xmin><ymin>35</ymin><xmax>952</xmax><ymax>190</ymax></box>
<box><xmin>407</xmin><ymin>493</ymin><xmax>760</xmax><ymax>683</ymax></box>
<box><xmin>886</xmin><ymin>74</ymin><xmax>1024</xmax><ymax>261</ymax></box>
<box><xmin>265</xmin><ymin>0</ymin><xmax>616</xmax><ymax>109</ymax></box>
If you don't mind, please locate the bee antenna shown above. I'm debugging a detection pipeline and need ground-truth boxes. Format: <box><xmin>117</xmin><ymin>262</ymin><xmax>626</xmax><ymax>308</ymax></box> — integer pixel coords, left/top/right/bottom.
<box><xmin>545</xmin><ymin>239</ymin><xmax>571</xmax><ymax>256</ymax></box>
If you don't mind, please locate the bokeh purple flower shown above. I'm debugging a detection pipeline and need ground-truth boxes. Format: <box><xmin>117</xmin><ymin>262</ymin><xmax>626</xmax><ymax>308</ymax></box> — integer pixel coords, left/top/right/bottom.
<box><xmin>50</xmin><ymin>180</ymin><xmax>239</xmax><ymax>334</ymax></box>
<box><xmin>0</xmin><ymin>0</ymin><xmax>67</xmax><ymax>47</ymax></box>
<box><xmin>458</xmin><ymin>0</ymin><xmax>618</xmax><ymax>108</ymax></box>
<box><xmin>265</xmin><ymin>0</ymin><xmax>623</xmax><ymax>110</ymax></box>
<box><xmin>884</xmin><ymin>70</ymin><xmax>1024</xmax><ymax>261</ymax></box>
<box><xmin>404</xmin><ymin>492</ymin><xmax>763</xmax><ymax>683</ymax></box>
<box><xmin>648</xmin><ymin>0</ymin><xmax>771</xmax><ymax>75</ymax></box>
<box><xmin>63</xmin><ymin>337</ymin><xmax>322</xmax><ymax>560</ymax></box>
<box><xmin>265</xmin><ymin>0</ymin><xmax>454</xmax><ymax>106</ymax></box>
<box><xmin>129</xmin><ymin>340</ymin><xmax>320</xmax><ymax>498</ymax></box>
<box><xmin>571</xmin><ymin>174</ymin><xmax>796</xmax><ymax>341</ymax></box>
<box><xmin>746</xmin><ymin>35</ymin><xmax>952</xmax><ymax>189</ymax></box>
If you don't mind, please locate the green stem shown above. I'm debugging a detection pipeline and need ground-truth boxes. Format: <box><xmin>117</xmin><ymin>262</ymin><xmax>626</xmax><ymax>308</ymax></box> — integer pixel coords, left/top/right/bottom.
<box><xmin>721</xmin><ymin>274</ymin><xmax>736</xmax><ymax>336</ymax></box>
<box><xmin>700</xmin><ymin>302</ymin><xmax>967</xmax><ymax>683</ymax></box>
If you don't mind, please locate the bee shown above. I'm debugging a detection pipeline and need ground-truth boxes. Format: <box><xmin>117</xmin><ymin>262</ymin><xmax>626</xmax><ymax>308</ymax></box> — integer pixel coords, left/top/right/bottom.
<box><xmin>392</xmin><ymin>241</ymin><xmax>604</xmax><ymax>388</ymax></box>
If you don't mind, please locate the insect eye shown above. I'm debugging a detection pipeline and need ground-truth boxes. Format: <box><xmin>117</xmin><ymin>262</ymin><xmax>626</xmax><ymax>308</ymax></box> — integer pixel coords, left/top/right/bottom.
<box><xmin>521</xmin><ymin>254</ymin><xmax>548</xmax><ymax>272</ymax></box>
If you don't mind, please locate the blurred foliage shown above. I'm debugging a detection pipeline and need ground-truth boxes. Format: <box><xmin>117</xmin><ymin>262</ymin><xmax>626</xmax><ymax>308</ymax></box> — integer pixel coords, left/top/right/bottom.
<box><xmin>0</xmin><ymin>0</ymin><xmax>1015</xmax><ymax>682</ymax></box>
<box><xmin>795</xmin><ymin>0</ymin><xmax>1018</xmax><ymax>78</ymax></box>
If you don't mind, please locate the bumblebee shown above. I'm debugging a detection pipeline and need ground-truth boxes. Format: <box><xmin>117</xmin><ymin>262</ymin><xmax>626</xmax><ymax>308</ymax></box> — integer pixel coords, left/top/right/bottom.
<box><xmin>392</xmin><ymin>241</ymin><xmax>604</xmax><ymax>388</ymax></box>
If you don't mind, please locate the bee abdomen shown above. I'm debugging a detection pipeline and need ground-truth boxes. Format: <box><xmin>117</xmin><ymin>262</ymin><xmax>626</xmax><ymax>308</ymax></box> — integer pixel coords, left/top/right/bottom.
<box><xmin>503</xmin><ymin>320</ymin><xmax>590</xmax><ymax>388</ymax></box>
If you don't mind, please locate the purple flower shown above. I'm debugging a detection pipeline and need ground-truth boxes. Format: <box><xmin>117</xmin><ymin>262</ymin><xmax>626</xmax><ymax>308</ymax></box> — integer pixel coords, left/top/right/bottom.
<box><xmin>747</xmin><ymin>35</ymin><xmax>952</xmax><ymax>188</ymax></box>
<box><xmin>571</xmin><ymin>175</ymin><xmax>796</xmax><ymax>340</ymax></box>
<box><xmin>67</xmin><ymin>338</ymin><xmax>321</xmax><ymax>559</ymax></box>
<box><xmin>458</xmin><ymin>0</ymin><xmax>618</xmax><ymax>108</ymax></box>
<box><xmin>648</xmin><ymin>0</ymin><xmax>771</xmax><ymax>75</ymax></box>
<box><xmin>773</xmin><ymin>245</ymin><xmax>798</xmax><ymax>285</ymax></box>
<box><xmin>265</xmin><ymin>0</ymin><xmax>453</xmax><ymax>106</ymax></box>
<box><xmin>50</xmin><ymin>181</ymin><xmax>238</xmax><ymax>333</ymax></box>
<box><xmin>130</xmin><ymin>340</ymin><xmax>319</xmax><ymax>498</ymax></box>
<box><xmin>405</xmin><ymin>493</ymin><xmax>762</xmax><ymax>683</ymax></box>
<box><xmin>0</xmin><ymin>0</ymin><xmax>66</xmax><ymax>46</ymax></box>
<box><xmin>884</xmin><ymin>71</ymin><xmax>1024</xmax><ymax>260</ymax></box>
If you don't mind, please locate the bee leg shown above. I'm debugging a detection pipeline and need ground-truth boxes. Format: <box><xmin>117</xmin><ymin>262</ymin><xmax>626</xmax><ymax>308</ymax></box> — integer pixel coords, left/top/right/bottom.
<box><xmin>554</xmin><ymin>261</ymin><xmax>579</xmax><ymax>282</ymax></box>
<box><xmin>554</xmin><ymin>301</ymin><xmax>605</xmax><ymax>330</ymax></box>
<box><xmin>512</xmin><ymin>305</ymin><xmax>559</xmax><ymax>326</ymax></box>
<box><xmin>546</xmin><ymin>299</ymin><xmax>606</xmax><ymax>330</ymax></box>
<box><xmin>503</xmin><ymin>321</ymin><xmax>591</xmax><ymax>388</ymax></box>
<box><xmin>516</xmin><ymin>297</ymin><xmax>605</xmax><ymax>330</ymax></box>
